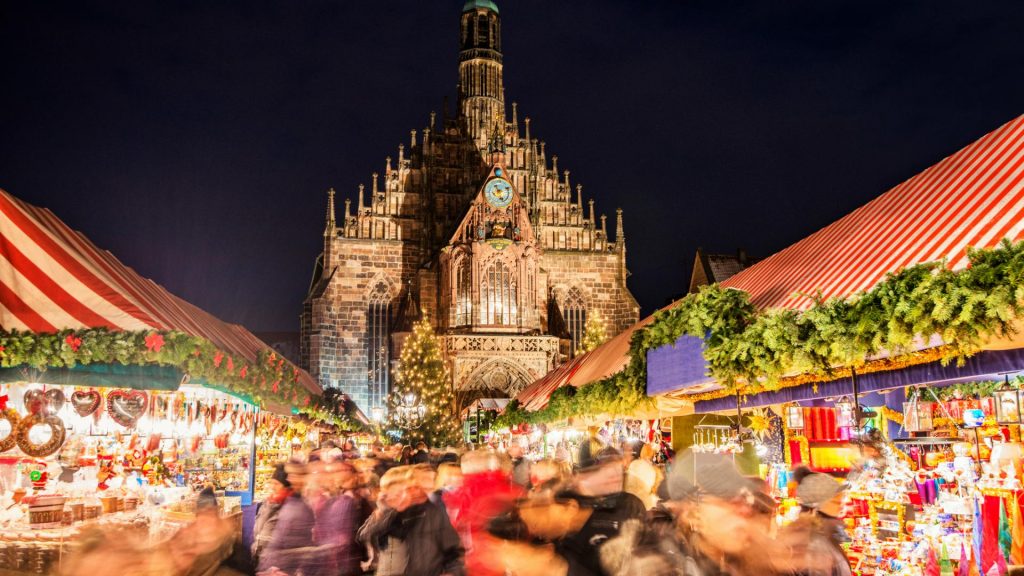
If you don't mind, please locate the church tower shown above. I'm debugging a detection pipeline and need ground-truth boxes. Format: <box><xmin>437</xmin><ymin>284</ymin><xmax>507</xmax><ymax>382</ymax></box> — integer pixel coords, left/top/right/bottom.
<box><xmin>301</xmin><ymin>1</ymin><xmax>639</xmax><ymax>414</ymax></box>
<box><xmin>459</xmin><ymin>1</ymin><xmax>505</xmax><ymax>151</ymax></box>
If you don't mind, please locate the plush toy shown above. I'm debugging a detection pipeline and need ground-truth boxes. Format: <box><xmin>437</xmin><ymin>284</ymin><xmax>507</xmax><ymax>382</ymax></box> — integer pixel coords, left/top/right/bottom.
<box><xmin>96</xmin><ymin>453</ymin><xmax>115</xmax><ymax>490</ymax></box>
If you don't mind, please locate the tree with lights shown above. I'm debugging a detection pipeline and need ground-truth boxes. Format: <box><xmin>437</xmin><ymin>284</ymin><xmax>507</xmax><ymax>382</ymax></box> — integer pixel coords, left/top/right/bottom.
<box><xmin>389</xmin><ymin>315</ymin><xmax>460</xmax><ymax>447</ymax></box>
<box><xmin>578</xmin><ymin>313</ymin><xmax>608</xmax><ymax>355</ymax></box>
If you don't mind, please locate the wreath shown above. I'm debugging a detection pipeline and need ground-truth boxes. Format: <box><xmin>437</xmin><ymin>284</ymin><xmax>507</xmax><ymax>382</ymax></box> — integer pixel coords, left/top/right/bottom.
<box><xmin>0</xmin><ymin>408</ymin><xmax>21</xmax><ymax>452</ymax></box>
<box><xmin>15</xmin><ymin>413</ymin><xmax>66</xmax><ymax>458</ymax></box>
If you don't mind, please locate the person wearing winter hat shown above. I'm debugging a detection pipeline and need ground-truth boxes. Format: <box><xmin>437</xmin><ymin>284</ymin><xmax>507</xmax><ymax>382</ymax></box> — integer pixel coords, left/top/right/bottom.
<box><xmin>774</xmin><ymin>472</ymin><xmax>852</xmax><ymax>576</ymax></box>
<box><xmin>258</xmin><ymin>461</ymin><xmax>317</xmax><ymax>575</ymax></box>
<box><xmin>251</xmin><ymin>464</ymin><xmax>293</xmax><ymax>566</ymax></box>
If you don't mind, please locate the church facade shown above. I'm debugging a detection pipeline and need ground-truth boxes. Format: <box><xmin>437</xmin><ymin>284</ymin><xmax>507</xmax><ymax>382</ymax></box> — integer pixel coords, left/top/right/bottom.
<box><xmin>300</xmin><ymin>0</ymin><xmax>639</xmax><ymax>414</ymax></box>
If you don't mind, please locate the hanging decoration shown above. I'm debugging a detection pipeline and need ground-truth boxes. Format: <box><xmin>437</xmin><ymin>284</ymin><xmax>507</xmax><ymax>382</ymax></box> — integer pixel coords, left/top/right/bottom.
<box><xmin>70</xmin><ymin>389</ymin><xmax>101</xmax><ymax>417</ymax></box>
<box><xmin>0</xmin><ymin>408</ymin><xmax>21</xmax><ymax>452</ymax></box>
<box><xmin>15</xmin><ymin>413</ymin><xmax>66</xmax><ymax>458</ymax></box>
<box><xmin>106</xmin><ymin>390</ymin><xmax>149</xmax><ymax>428</ymax></box>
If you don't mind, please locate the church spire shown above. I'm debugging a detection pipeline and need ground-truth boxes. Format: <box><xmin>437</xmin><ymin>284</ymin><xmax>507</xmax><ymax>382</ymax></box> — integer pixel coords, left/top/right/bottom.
<box><xmin>324</xmin><ymin>188</ymin><xmax>336</xmax><ymax>237</ymax></box>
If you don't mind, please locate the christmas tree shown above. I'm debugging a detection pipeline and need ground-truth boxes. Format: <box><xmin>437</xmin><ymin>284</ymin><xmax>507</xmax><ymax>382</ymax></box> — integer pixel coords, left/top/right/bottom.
<box><xmin>578</xmin><ymin>313</ymin><xmax>608</xmax><ymax>355</ymax></box>
<box><xmin>389</xmin><ymin>315</ymin><xmax>460</xmax><ymax>447</ymax></box>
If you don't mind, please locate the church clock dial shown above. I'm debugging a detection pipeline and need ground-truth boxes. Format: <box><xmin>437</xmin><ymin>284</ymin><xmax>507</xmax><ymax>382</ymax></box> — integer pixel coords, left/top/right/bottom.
<box><xmin>484</xmin><ymin>177</ymin><xmax>514</xmax><ymax>208</ymax></box>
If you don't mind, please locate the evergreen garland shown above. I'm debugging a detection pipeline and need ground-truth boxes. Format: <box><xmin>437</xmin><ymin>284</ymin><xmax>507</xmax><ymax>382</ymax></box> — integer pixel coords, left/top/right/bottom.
<box><xmin>503</xmin><ymin>239</ymin><xmax>1024</xmax><ymax>425</ymax></box>
<box><xmin>0</xmin><ymin>328</ymin><xmax>315</xmax><ymax>408</ymax></box>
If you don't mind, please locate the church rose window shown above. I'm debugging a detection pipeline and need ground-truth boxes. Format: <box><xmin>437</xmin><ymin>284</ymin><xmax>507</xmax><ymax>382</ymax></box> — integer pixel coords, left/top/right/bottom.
<box><xmin>367</xmin><ymin>284</ymin><xmax>391</xmax><ymax>410</ymax></box>
<box><xmin>564</xmin><ymin>287</ymin><xmax>587</xmax><ymax>356</ymax></box>
<box><xmin>483</xmin><ymin>260</ymin><xmax>517</xmax><ymax>325</ymax></box>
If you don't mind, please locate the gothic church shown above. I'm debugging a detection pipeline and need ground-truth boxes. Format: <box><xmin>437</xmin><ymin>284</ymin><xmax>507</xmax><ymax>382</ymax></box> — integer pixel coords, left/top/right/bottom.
<box><xmin>300</xmin><ymin>0</ymin><xmax>639</xmax><ymax>414</ymax></box>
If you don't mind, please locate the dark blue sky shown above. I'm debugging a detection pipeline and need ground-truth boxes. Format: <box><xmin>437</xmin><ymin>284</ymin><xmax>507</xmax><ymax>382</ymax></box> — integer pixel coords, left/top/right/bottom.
<box><xmin>3</xmin><ymin>0</ymin><xmax>1024</xmax><ymax>331</ymax></box>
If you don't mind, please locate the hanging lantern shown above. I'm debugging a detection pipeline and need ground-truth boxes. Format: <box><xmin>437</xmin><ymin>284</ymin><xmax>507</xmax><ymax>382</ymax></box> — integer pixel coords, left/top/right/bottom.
<box><xmin>785</xmin><ymin>405</ymin><xmax>805</xmax><ymax>431</ymax></box>
<box><xmin>835</xmin><ymin>397</ymin><xmax>856</xmax><ymax>429</ymax></box>
<box><xmin>994</xmin><ymin>386</ymin><xmax>1021</xmax><ymax>425</ymax></box>
<box><xmin>903</xmin><ymin>400</ymin><xmax>934</xmax><ymax>432</ymax></box>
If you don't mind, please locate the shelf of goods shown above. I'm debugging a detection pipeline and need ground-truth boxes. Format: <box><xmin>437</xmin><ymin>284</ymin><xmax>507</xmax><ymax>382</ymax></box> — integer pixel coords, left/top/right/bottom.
<box><xmin>0</xmin><ymin>381</ymin><xmax>258</xmax><ymax>573</ymax></box>
<box><xmin>253</xmin><ymin>447</ymin><xmax>293</xmax><ymax>502</ymax></box>
<box><xmin>785</xmin><ymin>407</ymin><xmax>857</xmax><ymax>474</ymax></box>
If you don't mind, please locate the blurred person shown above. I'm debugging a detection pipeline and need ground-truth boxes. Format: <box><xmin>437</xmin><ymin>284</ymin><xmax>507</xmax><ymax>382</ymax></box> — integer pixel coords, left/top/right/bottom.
<box><xmin>773</xmin><ymin>472</ymin><xmax>852</xmax><ymax>576</ymax></box>
<box><xmin>342</xmin><ymin>438</ymin><xmax>361</xmax><ymax>460</ymax></box>
<box><xmin>577</xmin><ymin>426</ymin><xmax>605</xmax><ymax>470</ymax></box>
<box><xmin>445</xmin><ymin>450</ymin><xmax>523</xmax><ymax>576</ymax></box>
<box><xmin>624</xmin><ymin>442</ymin><xmax>661</xmax><ymax>510</ymax></box>
<box><xmin>432</xmin><ymin>462</ymin><xmax>463</xmax><ymax>518</ymax></box>
<box><xmin>252</xmin><ymin>464</ymin><xmax>293</xmax><ymax>567</ymax></box>
<box><xmin>495</xmin><ymin>491</ymin><xmax>599</xmax><ymax>575</ymax></box>
<box><xmin>412</xmin><ymin>441</ymin><xmax>431</xmax><ymax>464</ymax></box>
<box><xmin>529</xmin><ymin>458</ymin><xmax>570</xmax><ymax>496</ymax></box>
<box><xmin>258</xmin><ymin>461</ymin><xmax>317</xmax><ymax>575</ymax></box>
<box><xmin>399</xmin><ymin>445</ymin><xmax>415</xmax><ymax>465</ymax></box>
<box><xmin>508</xmin><ymin>437</ymin><xmax>531</xmax><ymax>488</ymax></box>
<box><xmin>313</xmin><ymin>461</ymin><xmax>364</xmax><ymax>576</ymax></box>
<box><xmin>555</xmin><ymin>440</ymin><xmax>572</xmax><ymax>465</ymax></box>
<box><xmin>357</xmin><ymin>466</ymin><xmax>465</xmax><ymax>576</ymax></box>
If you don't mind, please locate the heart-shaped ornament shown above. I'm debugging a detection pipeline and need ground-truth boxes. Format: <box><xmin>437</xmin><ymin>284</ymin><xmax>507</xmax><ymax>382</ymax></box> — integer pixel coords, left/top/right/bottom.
<box><xmin>44</xmin><ymin>389</ymin><xmax>65</xmax><ymax>414</ymax></box>
<box><xmin>71</xmin><ymin>390</ymin><xmax>101</xmax><ymax>417</ymax></box>
<box><xmin>23</xmin><ymin>390</ymin><xmax>45</xmax><ymax>415</ymax></box>
<box><xmin>107</xmin><ymin>390</ymin><xmax>148</xmax><ymax>428</ymax></box>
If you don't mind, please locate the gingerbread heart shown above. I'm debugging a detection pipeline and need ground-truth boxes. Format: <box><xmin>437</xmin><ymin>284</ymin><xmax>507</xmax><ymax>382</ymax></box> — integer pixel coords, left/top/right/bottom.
<box><xmin>23</xmin><ymin>389</ymin><xmax>45</xmax><ymax>415</ymax></box>
<box><xmin>44</xmin><ymin>389</ymin><xmax>65</xmax><ymax>414</ymax></box>
<box><xmin>71</xmin><ymin>390</ymin><xmax>101</xmax><ymax>417</ymax></box>
<box><xmin>107</xmin><ymin>390</ymin><xmax>148</xmax><ymax>428</ymax></box>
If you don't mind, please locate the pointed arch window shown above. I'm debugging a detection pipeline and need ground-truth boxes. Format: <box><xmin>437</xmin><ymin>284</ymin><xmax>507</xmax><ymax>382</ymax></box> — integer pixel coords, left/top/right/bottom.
<box><xmin>455</xmin><ymin>259</ymin><xmax>473</xmax><ymax>327</ymax></box>
<box><xmin>367</xmin><ymin>284</ymin><xmax>391</xmax><ymax>410</ymax></box>
<box><xmin>563</xmin><ymin>287</ymin><xmax>587</xmax><ymax>356</ymax></box>
<box><xmin>482</xmin><ymin>260</ymin><xmax>517</xmax><ymax>325</ymax></box>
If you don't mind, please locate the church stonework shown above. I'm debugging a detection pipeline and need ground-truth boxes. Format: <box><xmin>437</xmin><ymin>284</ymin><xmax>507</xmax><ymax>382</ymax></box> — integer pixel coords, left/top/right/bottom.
<box><xmin>300</xmin><ymin>0</ymin><xmax>639</xmax><ymax>413</ymax></box>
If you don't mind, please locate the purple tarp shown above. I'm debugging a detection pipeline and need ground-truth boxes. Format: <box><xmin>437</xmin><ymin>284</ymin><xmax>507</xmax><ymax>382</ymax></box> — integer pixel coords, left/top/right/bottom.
<box><xmin>692</xmin><ymin>347</ymin><xmax>1024</xmax><ymax>413</ymax></box>
<box><xmin>646</xmin><ymin>334</ymin><xmax>712</xmax><ymax>395</ymax></box>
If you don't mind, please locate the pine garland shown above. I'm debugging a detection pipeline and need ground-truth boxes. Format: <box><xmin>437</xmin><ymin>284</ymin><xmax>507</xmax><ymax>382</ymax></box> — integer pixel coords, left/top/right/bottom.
<box><xmin>506</xmin><ymin>239</ymin><xmax>1024</xmax><ymax>425</ymax></box>
<box><xmin>0</xmin><ymin>328</ymin><xmax>314</xmax><ymax>408</ymax></box>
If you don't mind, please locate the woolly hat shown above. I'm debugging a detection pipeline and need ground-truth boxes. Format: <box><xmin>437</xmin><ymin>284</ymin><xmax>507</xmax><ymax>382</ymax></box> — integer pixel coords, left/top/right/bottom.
<box><xmin>271</xmin><ymin>463</ymin><xmax>291</xmax><ymax>488</ymax></box>
<box><xmin>796</xmin><ymin>472</ymin><xmax>848</xmax><ymax>509</ymax></box>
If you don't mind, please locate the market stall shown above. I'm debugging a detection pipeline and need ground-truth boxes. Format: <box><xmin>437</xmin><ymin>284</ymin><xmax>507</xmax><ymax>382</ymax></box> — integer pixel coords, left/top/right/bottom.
<box><xmin>0</xmin><ymin>187</ymin><xmax>323</xmax><ymax>573</ymax></box>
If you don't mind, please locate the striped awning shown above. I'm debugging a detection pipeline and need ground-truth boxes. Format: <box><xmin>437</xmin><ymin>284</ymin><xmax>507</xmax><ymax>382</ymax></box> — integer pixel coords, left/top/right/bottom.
<box><xmin>722</xmin><ymin>114</ymin><xmax>1024</xmax><ymax>309</ymax></box>
<box><xmin>0</xmin><ymin>188</ymin><xmax>320</xmax><ymax>395</ymax></box>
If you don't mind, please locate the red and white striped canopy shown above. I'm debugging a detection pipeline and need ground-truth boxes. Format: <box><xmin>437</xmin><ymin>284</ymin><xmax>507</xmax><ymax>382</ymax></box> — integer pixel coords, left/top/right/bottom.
<box><xmin>0</xmin><ymin>188</ymin><xmax>319</xmax><ymax>394</ymax></box>
<box><xmin>723</xmin><ymin>114</ymin><xmax>1024</xmax><ymax>310</ymax></box>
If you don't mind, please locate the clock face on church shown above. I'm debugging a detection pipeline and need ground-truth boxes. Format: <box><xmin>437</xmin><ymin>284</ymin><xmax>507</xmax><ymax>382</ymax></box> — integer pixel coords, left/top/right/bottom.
<box><xmin>484</xmin><ymin>177</ymin><xmax>514</xmax><ymax>208</ymax></box>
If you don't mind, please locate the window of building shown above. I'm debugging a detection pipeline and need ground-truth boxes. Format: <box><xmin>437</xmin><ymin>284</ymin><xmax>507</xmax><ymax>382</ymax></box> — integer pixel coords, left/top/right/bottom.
<box><xmin>367</xmin><ymin>284</ymin><xmax>391</xmax><ymax>410</ymax></box>
<box><xmin>563</xmin><ymin>287</ymin><xmax>587</xmax><ymax>356</ymax></box>
<box><xmin>482</xmin><ymin>260</ymin><xmax>517</xmax><ymax>325</ymax></box>
<box><xmin>455</xmin><ymin>260</ymin><xmax>473</xmax><ymax>326</ymax></box>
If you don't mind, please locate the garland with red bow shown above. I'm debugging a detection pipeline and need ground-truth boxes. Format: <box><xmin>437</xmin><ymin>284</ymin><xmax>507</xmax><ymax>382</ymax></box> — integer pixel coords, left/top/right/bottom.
<box><xmin>0</xmin><ymin>329</ymin><xmax>314</xmax><ymax>408</ymax></box>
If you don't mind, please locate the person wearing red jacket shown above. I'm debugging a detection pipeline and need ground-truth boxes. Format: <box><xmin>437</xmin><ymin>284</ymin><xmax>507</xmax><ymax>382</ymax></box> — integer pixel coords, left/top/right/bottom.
<box><xmin>443</xmin><ymin>450</ymin><xmax>524</xmax><ymax>576</ymax></box>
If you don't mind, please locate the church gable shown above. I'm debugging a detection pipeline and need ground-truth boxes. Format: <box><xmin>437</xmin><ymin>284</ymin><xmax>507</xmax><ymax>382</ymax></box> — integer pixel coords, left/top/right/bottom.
<box><xmin>448</xmin><ymin>165</ymin><xmax>535</xmax><ymax>250</ymax></box>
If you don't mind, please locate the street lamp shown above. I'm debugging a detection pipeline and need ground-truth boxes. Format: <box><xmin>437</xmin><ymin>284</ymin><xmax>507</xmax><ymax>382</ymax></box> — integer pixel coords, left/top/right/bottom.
<box><xmin>395</xmin><ymin>392</ymin><xmax>427</xmax><ymax>429</ymax></box>
<box><xmin>993</xmin><ymin>374</ymin><xmax>1022</xmax><ymax>425</ymax></box>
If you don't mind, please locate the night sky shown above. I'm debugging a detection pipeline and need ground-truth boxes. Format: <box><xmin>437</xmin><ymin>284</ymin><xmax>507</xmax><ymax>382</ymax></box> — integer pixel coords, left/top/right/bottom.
<box><xmin>3</xmin><ymin>1</ymin><xmax>1024</xmax><ymax>332</ymax></box>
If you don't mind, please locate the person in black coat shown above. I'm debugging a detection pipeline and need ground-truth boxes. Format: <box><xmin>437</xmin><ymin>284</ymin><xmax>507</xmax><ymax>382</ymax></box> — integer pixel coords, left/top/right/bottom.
<box><xmin>357</xmin><ymin>466</ymin><xmax>464</xmax><ymax>576</ymax></box>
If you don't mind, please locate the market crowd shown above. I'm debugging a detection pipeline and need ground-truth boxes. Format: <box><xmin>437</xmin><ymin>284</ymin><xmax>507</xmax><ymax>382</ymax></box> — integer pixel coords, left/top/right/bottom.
<box><xmin>237</xmin><ymin>433</ymin><xmax>857</xmax><ymax>576</ymax></box>
<box><xmin>60</xmin><ymin>433</ymin><xmax>861</xmax><ymax>576</ymax></box>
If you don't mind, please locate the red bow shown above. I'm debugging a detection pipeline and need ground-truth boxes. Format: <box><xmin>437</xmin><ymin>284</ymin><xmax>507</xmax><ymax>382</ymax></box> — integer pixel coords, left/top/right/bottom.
<box><xmin>0</xmin><ymin>394</ymin><xmax>7</xmax><ymax>410</ymax></box>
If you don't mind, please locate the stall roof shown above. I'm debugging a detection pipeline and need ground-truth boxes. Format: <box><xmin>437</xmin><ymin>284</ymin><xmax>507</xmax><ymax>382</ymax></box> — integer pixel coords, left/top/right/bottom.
<box><xmin>0</xmin><ymin>188</ymin><xmax>321</xmax><ymax>396</ymax></box>
<box><xmin>721</xmin><ymin>114</ymin><xmax>1024</xmax><ymax>310</ymax></box>
<box><xmin>516</xmin><ymin>314</ymin><xmax>656</xmax><ymax>411</ymax></box>
<box><xmin>653</xmin><ymin>113</ymin><xmax>1024</xmax><ymax>399</ymax></box>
